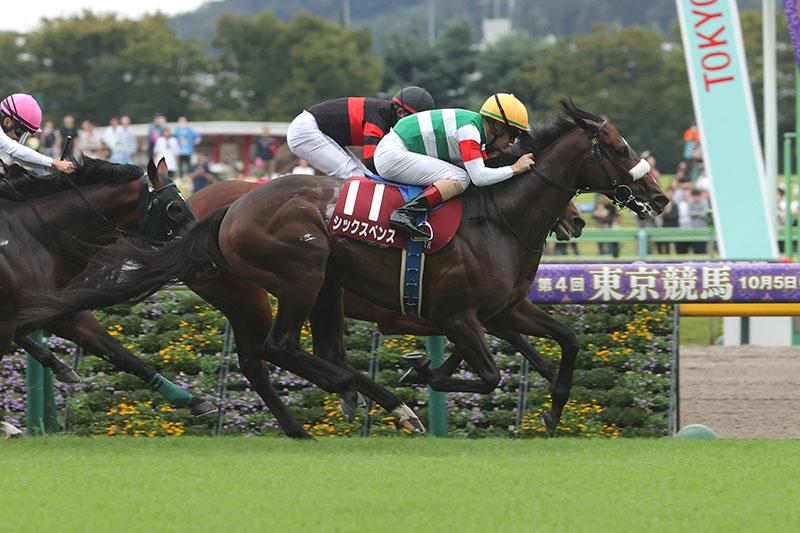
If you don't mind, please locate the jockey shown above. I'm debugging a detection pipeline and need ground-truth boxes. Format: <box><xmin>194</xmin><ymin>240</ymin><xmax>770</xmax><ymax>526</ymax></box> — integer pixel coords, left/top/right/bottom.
<box><xmin>0</xmin><ymin>93</ymin><xmax>75</xmax><ymax>173</ymax></box>
<box><xmin>375</xmin><ymin>93</ymin><xmax>534</xmax><ymax>239</ymax></box>
<box><xmin>286</xmin><ymin>86</ymin><xmax>435</xmax><ymax>179</ymax></box>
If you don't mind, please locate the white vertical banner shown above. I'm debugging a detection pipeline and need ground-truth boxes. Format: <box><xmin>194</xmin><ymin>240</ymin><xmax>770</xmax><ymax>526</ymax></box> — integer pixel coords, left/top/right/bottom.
<box><xmin>676</xmin><ymin>0</ymin><xmax>777</xmax><ymax>259</ymax></box>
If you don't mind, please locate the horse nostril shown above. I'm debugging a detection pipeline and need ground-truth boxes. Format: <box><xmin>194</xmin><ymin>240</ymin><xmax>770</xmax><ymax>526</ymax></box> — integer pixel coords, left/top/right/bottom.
<box><xmin>653</xmin><ymin>194</ymin><xmax>669</xmax><ymax>214</ymax></box>
<box><xmin>575</xmin><ymin>217</ymin><xmax>586</xmax><ymax>229</ymax></box>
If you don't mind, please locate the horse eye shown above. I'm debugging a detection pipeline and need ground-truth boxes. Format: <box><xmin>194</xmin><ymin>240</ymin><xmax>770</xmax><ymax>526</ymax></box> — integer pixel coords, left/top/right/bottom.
<box><xmin>615</xmin><ymin>145</ymin><xmax>629</xmax><ymax>158</ymax></box>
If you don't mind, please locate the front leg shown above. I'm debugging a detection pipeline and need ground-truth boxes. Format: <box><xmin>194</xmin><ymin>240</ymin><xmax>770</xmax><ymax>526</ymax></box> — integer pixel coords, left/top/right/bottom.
<box><xmin>485</xmin><ymin>299</ymin><xmax>579</xmax><ymax>436</ymax></box>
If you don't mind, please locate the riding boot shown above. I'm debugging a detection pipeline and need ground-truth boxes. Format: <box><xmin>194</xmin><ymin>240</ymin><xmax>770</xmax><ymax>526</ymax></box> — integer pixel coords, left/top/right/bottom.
<box><xmin>389</xmin><ymin>192</ymin><xmax>436</xmax><ymax>239</ymax></box>
<box><xmin>389</xmin><ymin>180</ymin><xmax>463</xmax><ymax>239</ymax></box>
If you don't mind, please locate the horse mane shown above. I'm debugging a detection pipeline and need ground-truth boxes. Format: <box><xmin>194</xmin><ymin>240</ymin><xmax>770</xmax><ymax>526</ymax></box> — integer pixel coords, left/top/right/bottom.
<box><xmin>0</xmin><ymin>156</ymin><xmax>142</xmax><ymax>201</ymax></box>
<box><xmin>518</xmin><ymin>97</ymin><xmax>603</xmax><ymax>155</ymax></box>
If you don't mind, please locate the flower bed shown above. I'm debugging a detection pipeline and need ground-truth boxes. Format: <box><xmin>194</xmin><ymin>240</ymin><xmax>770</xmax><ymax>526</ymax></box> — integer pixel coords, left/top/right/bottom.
<box><xmin>1</xmin><ymin>292</ymin><xmax>673</xmax><ymax>438</ymax></box>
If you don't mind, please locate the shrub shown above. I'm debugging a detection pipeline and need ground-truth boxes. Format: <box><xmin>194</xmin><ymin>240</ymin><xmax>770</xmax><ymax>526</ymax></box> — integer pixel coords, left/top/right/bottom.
<box><xmin>2</xmin><ymin>294</ymin><xmax>673</xmax><ymax>439</ymax></box>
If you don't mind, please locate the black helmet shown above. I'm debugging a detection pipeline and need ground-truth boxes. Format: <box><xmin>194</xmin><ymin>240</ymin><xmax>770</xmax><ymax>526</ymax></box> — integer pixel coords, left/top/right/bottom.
<box><xmin>392</xmin><ymin>86</ymin><xmax>435</xmax><ymax>114</ymax></box>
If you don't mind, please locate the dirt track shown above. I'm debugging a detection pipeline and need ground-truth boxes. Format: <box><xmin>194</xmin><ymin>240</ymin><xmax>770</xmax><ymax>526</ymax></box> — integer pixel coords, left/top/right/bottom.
<box><xmin>679</xmin><ymin>345</ymin><xmax>800</xmax><ymax>439</ymax></box>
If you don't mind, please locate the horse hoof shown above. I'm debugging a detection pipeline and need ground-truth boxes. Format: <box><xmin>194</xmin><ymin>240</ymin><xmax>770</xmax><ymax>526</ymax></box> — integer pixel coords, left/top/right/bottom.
<box><xmin>339</xmin><ymin>391</ymin><xmax>359</xmax><ymax>422</ymax></box>
<box><xmin>190</xmin><ymin>398</ymin><xmax>218</xmax><ymax>416</ymax></box>
<box><xmin>396</xmin><ymin>417</ymin><xmax>426</xmax><ymax>435</ymax></box>
<box><xmin>402</xmin><ymin>352</ymin><xmax>431</xmax><ymax>369</ymax></box>
<box><xmin>357</xmin><ymin>393</ymin><xmax>367</xmax><ymax>407</ymax></box>
<box><xmin>399</xmin><ymin>367</ymin><xmax>420</xmax><ymax>385</ymax></box>
<box><xmin>1</xmin><ymin>421</ymin><xmax>23</xmax><ymax>439</ymax></box>
<box><xmin>56</xmin><ymin>368</ymin><xmax>82</xmax><ymax>384</ymax></box>
<box><xmin>543</xmin><ymin>410</ymin><xmax>559</xmax><ymax>437</ymax></box>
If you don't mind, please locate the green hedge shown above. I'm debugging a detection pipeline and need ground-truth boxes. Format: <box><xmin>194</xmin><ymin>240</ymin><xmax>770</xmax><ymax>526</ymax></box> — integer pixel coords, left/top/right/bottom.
<box><xmin>0</xmin><ymin>292</ymin><xmax>674</xmax><ymax>438</ymax></box>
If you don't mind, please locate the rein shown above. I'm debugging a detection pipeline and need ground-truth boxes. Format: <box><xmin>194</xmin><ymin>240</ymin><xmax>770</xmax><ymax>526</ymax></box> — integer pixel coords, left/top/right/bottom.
<box><xmin>487</xmin><ymin>190</ymin><xmax>545</xmax><ymax>254</ymax></box>
<box><xmin>7</xmin><ymin>171</ymin><xmax>170</xmax><ymax>250</ymax></box>
<box><xmin>526</xmin><ymin>120</ymin><xmax>646</xmax><ymax>208</ymax></box>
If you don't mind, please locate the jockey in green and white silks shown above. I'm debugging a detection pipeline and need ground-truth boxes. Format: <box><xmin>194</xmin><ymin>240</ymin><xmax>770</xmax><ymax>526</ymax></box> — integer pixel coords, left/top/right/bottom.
<box><xmin>374</xmin><ymin>93</ymin><xmax>534</xmax><ymax>239</ymax></box>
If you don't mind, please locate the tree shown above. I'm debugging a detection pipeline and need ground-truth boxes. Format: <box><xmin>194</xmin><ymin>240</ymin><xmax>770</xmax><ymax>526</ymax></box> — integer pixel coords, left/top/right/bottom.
<box><xmin>3</xmin><ymin>12</ymin><xmax>212</xmax><ymax>124</ymax></box>
<box><xmin>382</xmin><ymin>17</ymin><xmax>477</xmax><ymax>108</ymax></box>
<box><xmin>211</xmin><ymin>11</ymin><xmax>382</xmax><ymax>120</ymax></box>
<box><xmin>513</xmin><ymin>24</ymin><xmax>693</xmax><ymax>172</ymax></box>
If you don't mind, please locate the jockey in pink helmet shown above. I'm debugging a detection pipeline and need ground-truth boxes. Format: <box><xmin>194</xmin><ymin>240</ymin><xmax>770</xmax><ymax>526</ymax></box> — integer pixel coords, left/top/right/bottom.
<box><xmin>1</xmin><ymin>93</ymin><xmax>75</xmax><ymax>173</ymax></box>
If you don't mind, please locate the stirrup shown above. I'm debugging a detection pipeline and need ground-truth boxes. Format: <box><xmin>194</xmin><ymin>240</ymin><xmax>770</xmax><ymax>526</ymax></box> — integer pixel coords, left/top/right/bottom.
<box><xmin>409</xmin><ymin>221</ymin><xmax>433</xmax><ymax>242</ymax></box>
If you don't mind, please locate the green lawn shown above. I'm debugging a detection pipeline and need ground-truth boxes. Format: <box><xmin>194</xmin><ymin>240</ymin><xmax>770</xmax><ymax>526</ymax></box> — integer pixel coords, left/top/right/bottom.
<box><xmin>4</xmin><ymin>436</ymin><xmax>799</xmax><ymax>532</ymax></box>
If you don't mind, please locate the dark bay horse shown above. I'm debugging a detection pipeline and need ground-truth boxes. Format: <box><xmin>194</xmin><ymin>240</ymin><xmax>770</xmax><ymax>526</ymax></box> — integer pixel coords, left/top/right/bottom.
<box><xmin>0</xmin><ymin>158</ymin><xmax>215</xmax><ymax>427</ymax></box>
<box><xmin>189</xmin><ymin>179</ymin><xmax>585</xmax><ymax>383</ymax></box>
<box><xmin>26</xmin><ymin>99</ymin><xmax>667</xmax><ymax>436</ymax></box>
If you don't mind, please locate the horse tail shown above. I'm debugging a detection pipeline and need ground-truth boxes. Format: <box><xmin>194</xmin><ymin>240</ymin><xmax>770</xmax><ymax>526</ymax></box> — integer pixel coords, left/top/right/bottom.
<box><xmin>21</xmin><ymin>207</ymin><xmax>230</xmax><ymax>322</ymax></box>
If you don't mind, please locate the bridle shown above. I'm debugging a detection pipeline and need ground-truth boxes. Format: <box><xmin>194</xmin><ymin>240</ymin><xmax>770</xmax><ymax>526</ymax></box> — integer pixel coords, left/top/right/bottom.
<box><xmin>528</xmin><ymin>119</ymin><xmax>654</xmax><ymax>218</ymax></box>
<box><xmin>490</xmin><ymin>117</ymin><xmax>654</xmax><ymax>254</ymax></box>
<box><xmin>4</xmin><ymin>170</ymin><xmax>192</xmax><ymax>250</ymax></box>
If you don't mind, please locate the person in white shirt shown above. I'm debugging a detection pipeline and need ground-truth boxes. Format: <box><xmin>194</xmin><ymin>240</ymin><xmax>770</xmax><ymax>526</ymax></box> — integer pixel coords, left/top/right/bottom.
<box><xmin>153</xmin><ymin>127</ymin><xmax>181</xmax><ymax>175</ymax></box>
<box><xmin>290</xmin><ymin>158</ymin><xmax>316</xmax><ymax>175</ymax></box>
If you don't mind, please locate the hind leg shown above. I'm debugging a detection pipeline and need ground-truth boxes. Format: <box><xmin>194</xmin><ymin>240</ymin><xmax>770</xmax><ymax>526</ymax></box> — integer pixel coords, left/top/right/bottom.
<box><xmin>309</xmin><ymin>279</ymin><xmax>423</xmax><ymax>432</ymax></box>
<box><xmin>14</xmin><ymin>336</ymin><xmax>81</xmax><ymax>384</ymax></box>
<box><xmin>46</xmin><ymin>311</ymin><xmax>217</xmax><ymax>416</ymax></box>
<box><xmin>187</xmin><ymin>274</ymin><xmax>313</xmax><ymax>439</ymax></box>
<box><xmin>414</xmin><ymin>312</ymin><xmax>502</xmax><ymax>394</ymax></box>
<box><xmin>220</xmin><ymin>209</ymin><xmax>363</xmax><ymax>406</ymax></box>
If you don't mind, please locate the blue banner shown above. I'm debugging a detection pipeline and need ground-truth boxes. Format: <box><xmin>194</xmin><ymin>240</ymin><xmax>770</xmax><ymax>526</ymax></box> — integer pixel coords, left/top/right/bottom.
<box><xmin>675</xmin><ymin>0</ymin><xmax>777</xmax><ymax>260</ymax></box>
<box><xmin>529</xmin><ymin>262</ymin><xmax>800</xmax><ymax>303</ymax></box>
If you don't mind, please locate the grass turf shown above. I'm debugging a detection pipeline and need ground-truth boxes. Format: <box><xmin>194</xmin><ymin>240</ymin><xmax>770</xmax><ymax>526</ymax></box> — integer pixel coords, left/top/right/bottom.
<box><xmin>4</xmin><ymin>436</ymin><xmax>799</xmax><ymax>532</ymax></box>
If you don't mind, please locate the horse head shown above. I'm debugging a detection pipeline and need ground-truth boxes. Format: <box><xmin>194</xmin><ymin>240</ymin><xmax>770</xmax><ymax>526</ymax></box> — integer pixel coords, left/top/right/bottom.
<box><xmin>138</xmin><ymin>158</ymin><xmax>196</xmax><ymax>241</ymax></box>
<box><xmin>552</xmin><ymin>201</ymin><xmax>585</xmax><ymax>241</ymax></box>
<box><xmin>558</xmin><ymin>98</ymin><xmax>668</xmax><ymax>220</ymax></box>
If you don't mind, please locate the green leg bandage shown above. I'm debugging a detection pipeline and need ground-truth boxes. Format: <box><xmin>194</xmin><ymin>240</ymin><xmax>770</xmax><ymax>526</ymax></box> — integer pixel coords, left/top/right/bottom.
<box><xmin>149</xmin><ymin>373</ymin><xmax>193</xmax><ymax>407</ymax></box>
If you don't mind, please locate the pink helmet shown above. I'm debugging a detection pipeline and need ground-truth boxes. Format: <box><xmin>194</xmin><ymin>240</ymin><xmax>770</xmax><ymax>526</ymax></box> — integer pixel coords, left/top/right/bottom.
<box><xmin>1</xmin><ymin>93</ymin><xmax>43</xmax><ymax>133</ymax></box>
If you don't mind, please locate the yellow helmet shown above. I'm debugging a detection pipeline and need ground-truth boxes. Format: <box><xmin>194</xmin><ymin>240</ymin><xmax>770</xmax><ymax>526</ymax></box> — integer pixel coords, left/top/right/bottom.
<box><xmin>479</xmin><ymin>93</ymin><xmax>530</xmax><ymax>132</ymax></box>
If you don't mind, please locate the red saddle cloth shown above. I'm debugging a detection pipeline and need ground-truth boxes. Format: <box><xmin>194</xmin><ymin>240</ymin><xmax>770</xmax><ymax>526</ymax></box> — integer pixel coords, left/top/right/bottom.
<box><xmin>328</xmin><ymin>177</ymin><xmax>462</xmax><ymax>253</ymax></box>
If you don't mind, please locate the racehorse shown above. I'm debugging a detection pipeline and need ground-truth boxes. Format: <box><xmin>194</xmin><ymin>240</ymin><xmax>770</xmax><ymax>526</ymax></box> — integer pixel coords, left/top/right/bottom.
<box><xmin>188</xmin><ymin>179</ymin><xmax>586</xmax><ymax>383</ymax></box>
<box><xmin>23</xmin><ymin>99</ymin><xmax>668</xmax><ymax>436</ymax></box>
<box><xmin>0</xmin><ymin>157</ymin><xmax>215</xmax><ymax>434</ymax></box>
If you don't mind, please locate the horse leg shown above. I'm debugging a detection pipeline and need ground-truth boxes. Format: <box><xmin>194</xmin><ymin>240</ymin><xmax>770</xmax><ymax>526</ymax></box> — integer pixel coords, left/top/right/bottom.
<box><xmin>422</xmin><ymin>313</ymin><xmax>501</xmax><ymax>394</ymax></box>
<box><xmin>0</xmin><ymin>321</ymin><xmax>23</xmax><ymax>438</ymax></box>
<box><xmin>485</xmin><ymin>299</ymin><xmax>579</xmax><ymax>437</ymax></box>
<box><xmin>46</xmin><ymin>311</ymin><xmax>217</xmax><ymax>416</ymax></box>
<box><xmin>487</xmin><ymin>330</ymin><xmax>557</xmax><ymax>384</ymax></box>
<box><xmin>187</xmin><ymin>275</ymin><xmax>313</xmax><ymax>439</ymax></box>
<box><xmin>13</xmin><ymin>336</ymin><xmax>81</xmax><ymax>383</ymax></box>
<box><xmin>309</xmin><ymin>279</ymin><xmax>423</xmax><ymax>432</ymax></box>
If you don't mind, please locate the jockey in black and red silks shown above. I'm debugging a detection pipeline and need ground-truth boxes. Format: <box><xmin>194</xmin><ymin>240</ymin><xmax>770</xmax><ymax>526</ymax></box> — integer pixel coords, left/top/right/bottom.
<box><xmin>286</xmin><ymin>86</ymin><xmax>435</xmax><ymax>178</ymax></box>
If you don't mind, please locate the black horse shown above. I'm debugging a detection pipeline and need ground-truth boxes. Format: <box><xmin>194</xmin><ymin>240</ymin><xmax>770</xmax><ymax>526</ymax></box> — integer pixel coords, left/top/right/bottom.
<box><xmin>0</xmin><ymin>157</ymin><xmax>214</xmax><ymax>434</ymax></box>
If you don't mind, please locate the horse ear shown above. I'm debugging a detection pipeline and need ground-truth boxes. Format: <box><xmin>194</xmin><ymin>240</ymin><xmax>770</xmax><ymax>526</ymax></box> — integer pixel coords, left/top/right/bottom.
<box><xmin>147</xmin><ymin>159</ymin><xmax>164</xmax><ymax>189</ymax></box>
<box><xmin>157</xmin><ymin>158</ymin><xmax>169</xmax><ymax>177</ymax></box>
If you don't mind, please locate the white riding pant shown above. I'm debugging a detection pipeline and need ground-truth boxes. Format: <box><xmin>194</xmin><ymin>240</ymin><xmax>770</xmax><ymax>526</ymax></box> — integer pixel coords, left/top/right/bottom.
<box><xmin>286</xmin><ymin>110</ymin><xmax>369</xmax><ymax>179</ymax></box>
<box><xmin>374</xmin><ymin>130</ymin><xmax>471</xmax><ymax>190</ymax></box>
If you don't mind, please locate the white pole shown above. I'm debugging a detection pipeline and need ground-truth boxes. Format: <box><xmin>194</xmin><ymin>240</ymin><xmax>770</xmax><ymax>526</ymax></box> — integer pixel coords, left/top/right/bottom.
<box><xmin>764</xmin><ymin>0</ymin><xmax>777</xmax><ymax>224</ymax></box>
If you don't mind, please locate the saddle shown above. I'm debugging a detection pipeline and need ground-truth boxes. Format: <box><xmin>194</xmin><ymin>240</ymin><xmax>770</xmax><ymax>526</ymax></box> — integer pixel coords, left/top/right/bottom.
<box><xmin>327</xmin><ymin>176</ymin><xmax>462</xmax><ymax>253</ymax></box>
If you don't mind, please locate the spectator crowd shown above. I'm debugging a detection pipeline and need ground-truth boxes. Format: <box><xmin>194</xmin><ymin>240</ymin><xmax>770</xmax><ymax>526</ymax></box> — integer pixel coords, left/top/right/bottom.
<box><xmin>22</xmin><ymin>112</ymin><xmax>316</xmax><ymax>195</ymax></box>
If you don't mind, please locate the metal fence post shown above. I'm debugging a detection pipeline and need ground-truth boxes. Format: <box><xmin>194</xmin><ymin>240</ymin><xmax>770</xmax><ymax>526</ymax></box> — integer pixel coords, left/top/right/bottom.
<box><xmin>361</xmin><ymin>331</ymin><xmax>382</xmax><ymax>437</ymax></box>
<box><xmin>214</xmin><ymin>321</ymin><xmax>235</xmax><ymax>436</ymax></box>
<box><xmin>513</xmin><ymin>356</ymin><xmax>530</xmax><ymax>438</ymax></box>
<box><xmin>669</xmin><ymin>304</ymin><xmax>680</xmax><ymax>437</ymax></box>
<box><xmin>25</xmin><ymin>331</ymin><xmax>59</xmax><ymax>435</ymax></box>
<box><xmin>426</xmin><ymin>336</ymin><xmax>447</xmax><ymax>437</ymax></box>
